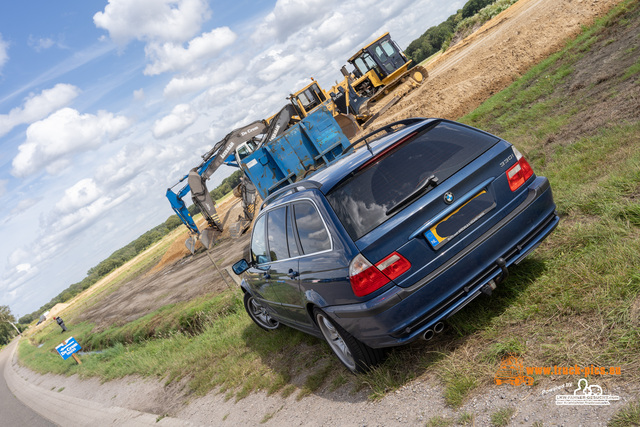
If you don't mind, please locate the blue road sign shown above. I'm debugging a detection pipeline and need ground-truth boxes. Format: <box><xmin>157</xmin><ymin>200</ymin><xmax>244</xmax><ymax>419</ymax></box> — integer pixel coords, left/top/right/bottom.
<box><xmin>55</xmin><ymin>337</ymin><xmax>81</xmax><ymax>360</ymax></box>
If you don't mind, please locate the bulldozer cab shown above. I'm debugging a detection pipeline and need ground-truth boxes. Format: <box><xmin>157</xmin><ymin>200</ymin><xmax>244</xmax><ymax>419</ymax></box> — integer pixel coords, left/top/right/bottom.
<box><xmin>290</xmin><ymin>82</ymin><xmax>328</xmax><ymax>117</ymax></box>
<box><xmin>348</xmin><ymin>33</ymin><xmax>408</xmax><ymax>80</ymax></box>
<box><xmin>346</xmin><ymin>33</ymin><xmax>415</xmax><ymax>99</ymax></box>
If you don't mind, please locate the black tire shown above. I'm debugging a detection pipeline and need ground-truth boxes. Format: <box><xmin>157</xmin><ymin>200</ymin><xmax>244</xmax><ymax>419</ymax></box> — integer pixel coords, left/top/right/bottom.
<box><xmin>244</xmin><ymin>292</ymin><xmax>280</xmax><ymax>331</ymax></box>
<box><xmin>313</xmin><ymin>308</ymin><xmax>385</xmax><ymax>373</ymax></box>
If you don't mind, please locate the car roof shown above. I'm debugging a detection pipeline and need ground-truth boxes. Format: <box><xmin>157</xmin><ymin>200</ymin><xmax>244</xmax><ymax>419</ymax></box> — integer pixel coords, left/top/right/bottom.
<box><xmin>311</xmin><ymin>118</ymin><xmax>437</xmax><ymax>193</ymax></box>
<box><xmin>258</xmin><ymin>118</ymin><xmax>439</xmax><ymax>212</ymax></box>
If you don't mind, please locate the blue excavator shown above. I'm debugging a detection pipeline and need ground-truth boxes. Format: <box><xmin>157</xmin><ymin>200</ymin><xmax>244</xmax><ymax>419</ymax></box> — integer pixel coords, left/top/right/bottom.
<box><xmin>166</xmin><ymin>104</ymin><xmax>298</xmax><ymax>252</ymax></box>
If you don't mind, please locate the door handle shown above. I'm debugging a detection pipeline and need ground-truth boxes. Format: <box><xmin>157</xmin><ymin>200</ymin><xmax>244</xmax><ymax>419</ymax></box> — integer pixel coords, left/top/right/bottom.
<box><xmin>288</xmin><ymin>269</ymin><xmax>299</xmax><ymax>279</ymax></box>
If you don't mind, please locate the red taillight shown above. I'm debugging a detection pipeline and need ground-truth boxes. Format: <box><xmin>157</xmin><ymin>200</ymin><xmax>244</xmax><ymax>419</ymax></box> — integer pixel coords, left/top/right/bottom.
<box><xmin>349</xmin><ymin>252</ymin><xmax>411</xmax><ymax>297</ymax></box>
<box><xmin>349</xmin><ymin>254</ymin><xmax>389</xmax><ymax>297</ymax></box>
<box><xmin>506</xmin><ymin>148</ymin><xmax>534</xmax><ymax>191</ymax></box>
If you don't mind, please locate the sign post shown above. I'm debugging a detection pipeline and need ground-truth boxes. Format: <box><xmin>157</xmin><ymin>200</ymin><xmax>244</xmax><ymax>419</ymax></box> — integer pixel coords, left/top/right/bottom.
<box><xmin>55</xmin><ymin>337</ymin><xmax>82</xmax><ymax>365</ymax></box>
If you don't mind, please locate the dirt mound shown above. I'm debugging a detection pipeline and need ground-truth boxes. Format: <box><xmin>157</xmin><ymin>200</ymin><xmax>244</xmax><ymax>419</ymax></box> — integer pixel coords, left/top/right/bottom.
<box><xmin>78</xmin><ymin>194</ymin><xmax>252</xmax><ymax>327</ymax></box>
<box><xmin>375</xmin><ymin>0</ymin><xmax>622</xmax><ymax>126</ymax></box>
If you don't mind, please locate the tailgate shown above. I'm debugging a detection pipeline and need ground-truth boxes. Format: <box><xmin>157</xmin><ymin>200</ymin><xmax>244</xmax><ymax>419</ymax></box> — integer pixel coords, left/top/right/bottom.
<box><xmin>325</xmin><ymin>120</ymin><xmax>525</xmax><ymax>288</ymax></box>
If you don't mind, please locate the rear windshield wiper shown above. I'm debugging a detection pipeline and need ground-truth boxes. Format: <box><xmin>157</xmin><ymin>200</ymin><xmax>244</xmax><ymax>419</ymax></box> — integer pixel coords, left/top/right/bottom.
<box><xmin>385</xmin><ymin>175</ymin><xmax>439</xmax><ymax>216</ymax></box>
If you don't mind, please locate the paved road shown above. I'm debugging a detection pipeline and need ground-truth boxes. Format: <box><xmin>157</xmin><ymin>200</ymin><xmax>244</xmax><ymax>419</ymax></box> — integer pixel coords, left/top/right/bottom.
<box><xmin>0</xmin><ymin>338</ymin><xmax>56</xmax><ymax>426</ymax></box>
<box><xmin>2</xmin><ymin>337</ymin><xmax>193</xmax><ymax>426</ymax></box>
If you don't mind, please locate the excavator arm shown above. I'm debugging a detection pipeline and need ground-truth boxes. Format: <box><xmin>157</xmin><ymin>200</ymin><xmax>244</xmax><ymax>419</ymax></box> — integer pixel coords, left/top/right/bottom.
<box><xmin>166</xmin><ymin>105</ymin><xmax>298</xmax><ymax>252</ymax></box>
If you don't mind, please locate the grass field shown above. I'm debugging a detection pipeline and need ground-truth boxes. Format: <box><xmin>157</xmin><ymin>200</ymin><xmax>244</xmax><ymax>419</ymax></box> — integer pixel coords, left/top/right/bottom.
<box><xmin>19</xmin><ymin>0</ymin><xmax>640</xmax><ymax>419</ymax></box>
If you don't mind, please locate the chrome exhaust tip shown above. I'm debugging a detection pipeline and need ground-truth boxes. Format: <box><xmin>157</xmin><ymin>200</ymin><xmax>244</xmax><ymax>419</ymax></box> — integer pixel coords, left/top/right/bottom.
<box><xmin>433</xmin><ymin>322</ymin><xmax>444</xmax><ymax>334</ymax></box>
<box><xmin>423</xmin><ymin>329</ymin><xmax>435</xmax><ymax>341</ymax></box>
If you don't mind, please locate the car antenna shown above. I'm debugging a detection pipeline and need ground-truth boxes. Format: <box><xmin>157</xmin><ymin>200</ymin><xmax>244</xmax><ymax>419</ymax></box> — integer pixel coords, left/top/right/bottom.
<box><xmin>364</xmin><ymin>138</ymin><xmax>374</xmax><ymax>156</ymax></box>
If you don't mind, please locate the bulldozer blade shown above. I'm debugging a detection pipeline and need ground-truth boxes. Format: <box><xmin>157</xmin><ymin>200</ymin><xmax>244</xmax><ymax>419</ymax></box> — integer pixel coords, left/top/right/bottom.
<box><xmin>199</xmin><ymin>227</ymin><xmax>222</xmax><ymax>249</ymax></box>
<box><xmin>334</xmin><ymin>114</ymin><xmax>359</xmax><ymax>140</ymax></box>
<box><xmin>185</xmin><ymin>235</ymin><xmax>197</xmax><ymax>254</ymax></box>
<box><xmin>229</xmin><ymin>219</ymin><xmax>251</xmax><ymax>239</ymax></box>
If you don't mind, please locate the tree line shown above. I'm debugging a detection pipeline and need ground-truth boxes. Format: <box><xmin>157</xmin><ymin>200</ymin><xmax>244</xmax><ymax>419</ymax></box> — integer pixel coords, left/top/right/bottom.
<box><xmin>18</xmin><ymin>170</ymin><xmax>243</xmax><ymax>325</ymax></box>
<box><xmin>404</xmin><ymin>0</ymin><xmax>499</xmax><ymax>64</ymax></box>
<box><xmin>1</xmin><ymin>305</ymin><xmax>22</xmax><ymax>346</ymax></box>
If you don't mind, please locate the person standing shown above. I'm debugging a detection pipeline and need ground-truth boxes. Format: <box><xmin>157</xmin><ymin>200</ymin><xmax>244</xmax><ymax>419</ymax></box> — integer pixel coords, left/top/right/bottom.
<box><xmin>54</xmin><ymin>316</ymin><xmax>67</xmax><ymax>333</ymax></box>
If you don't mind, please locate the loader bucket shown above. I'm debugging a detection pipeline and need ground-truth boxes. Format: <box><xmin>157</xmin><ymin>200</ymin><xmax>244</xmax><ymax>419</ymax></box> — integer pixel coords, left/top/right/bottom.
<box><xmin>199</xmin><ymin>227</ymin><xmax>222</xmax><ymax>249</ymax></box>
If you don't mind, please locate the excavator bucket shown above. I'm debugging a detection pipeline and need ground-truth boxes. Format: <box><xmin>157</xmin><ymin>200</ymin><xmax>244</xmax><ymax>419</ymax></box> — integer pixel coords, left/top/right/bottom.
<box><xmin>185</xmin><ymin>235</ymin><xmax>197</xmax><ymax>254</ymax></box>
<box><xmin>199</xmin><ymin>227</ymin><xmax>222</xmax><ymax>249</ymax></box>
<box><xmin>229</xmin><ymin>218</ymin><xmax>251</xmax><ymax>239</ymax></box>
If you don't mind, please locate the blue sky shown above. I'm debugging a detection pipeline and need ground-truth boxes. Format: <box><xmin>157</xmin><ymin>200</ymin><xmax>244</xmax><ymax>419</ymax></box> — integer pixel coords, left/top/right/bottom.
<box><xmin>0</xmin><ymin>0</ymin><xmax>463</xmax><ymax>318</ymax></box>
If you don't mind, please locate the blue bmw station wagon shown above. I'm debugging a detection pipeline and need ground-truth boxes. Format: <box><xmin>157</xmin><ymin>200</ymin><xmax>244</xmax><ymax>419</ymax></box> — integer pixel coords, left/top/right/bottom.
<box><xmin>233</xmin><ymin>118</ymin><xmax>559</xmax><ymax>372</ymax></box>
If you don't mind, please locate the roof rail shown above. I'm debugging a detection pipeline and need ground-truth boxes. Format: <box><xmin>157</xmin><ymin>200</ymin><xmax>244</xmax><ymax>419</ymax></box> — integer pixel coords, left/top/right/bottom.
<box><xmin>260</xmin><ymin>180</ymin><xmax>322</xmax><ymax>211</ymax></box>
<box><xmin>342</xmin><ymin>118</ymin><xmax>428</xmax><ymax>155</ymax></box>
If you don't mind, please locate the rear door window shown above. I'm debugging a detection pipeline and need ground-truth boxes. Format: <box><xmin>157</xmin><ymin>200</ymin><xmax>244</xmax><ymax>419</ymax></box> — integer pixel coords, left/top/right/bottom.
<box><xmin>326</xmin><ymin>121</ymin><xmax>499</xmax><ymax>240</ymax></box>
<box><xmin>293</xmin><ymin>202</ymin><xmax>331</xmax><ymax>254</ymax></box>
<box><xmin>267</xmin><ymin>207</ymin><xmax>288</xmax><ymax>261</ymax></box>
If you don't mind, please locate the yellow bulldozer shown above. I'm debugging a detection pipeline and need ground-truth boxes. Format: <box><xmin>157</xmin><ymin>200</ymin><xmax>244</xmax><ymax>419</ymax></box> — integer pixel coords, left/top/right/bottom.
<box><xmin>279</xmin><ymin>33</ymin><xmax>428</xmax><ymax>141</ymax></box>
<box><xmin>339</xmin><ymin>32</ymin><xmax>428</xmax><ymax>109</ymax></box>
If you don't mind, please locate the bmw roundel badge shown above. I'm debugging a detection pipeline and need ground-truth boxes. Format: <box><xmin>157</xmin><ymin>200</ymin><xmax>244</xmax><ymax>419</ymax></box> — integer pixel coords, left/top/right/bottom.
<box><xmin>444</xmin><ymin>192</ymin><xmax>455</xmax><ymax>204</ymax></box>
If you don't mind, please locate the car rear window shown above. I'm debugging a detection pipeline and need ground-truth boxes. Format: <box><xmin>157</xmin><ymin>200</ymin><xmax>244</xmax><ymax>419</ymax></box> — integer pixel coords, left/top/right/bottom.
<box><xmin>325</xmin><ymin>121</ymin><xmax>499</xmax><ymax>240</ymax></box>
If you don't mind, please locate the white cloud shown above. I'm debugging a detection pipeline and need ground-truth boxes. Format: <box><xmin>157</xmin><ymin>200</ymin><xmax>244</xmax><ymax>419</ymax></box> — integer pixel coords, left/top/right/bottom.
<box><xmin>0</xmin><ymin>180</ymin><xmax>7</xmax><ymax>197</ymax></box>
<box><xmin>95</xmin><ymin>143</ymin><xmax>159</xmax><ymax>188</ymax></box>
<box><xmin>144</xmin><ymin>27</ymin><xmax>237</xmax><ymax>75</ymax></box>
<box><xmin>10</xmin><ymin>198</ymin><xmax>41</xmax><ymax>215</ymax></box>
<box><xmin>152</xmin><ymin>104</ymin><xmax>197</xmax><ymax>139</ymax></box>
<box><xmin>133</xmin><ymin>88</ymin><xmax>145</xmax><ymax>100</ymax></box>
<box><xmin>163</xmin><ymin>57</ymin><xmax>244</xmax><ymax>97</ymax></box>
<box><xmin>0</xmin><ymin>83</ymin><xmax>80</xmax><ymax>138</ymax></box>
<box><xmin>11</xmin><ymin>108</ymin><xmax>132</xmax><ymax>177</ymax></box>
<box><xmin>253</xmin><ymin>0</ymin><xmax>339</xmax><ymax>43</ymax></box>
<box><xmin>27</xmin><ymin>36</ymin><xmax>56</xmax><ymax>52</ymax></box>
<box><xmin>16</xmin><ymin>263</ymin><xmax>32</xmax><ymax>274</ymax></box>
<box><xmin>253</xmin><ymin>50</ymin><xmax>299</xmax><ymax>82</ymax></box>
<box><xmin>55</xmin><ymin>179</ymin><xmax>101</xmax><ymax>214</ymax></box>
<box><xmin>93</xmin><ymin>0</ymin><xmax>211</xmax><ymax>45</ymax></box>
<box><xmin>0</xmin><ymin>33</ymin><xmax>9</xmax><ymax>71</ymax></box>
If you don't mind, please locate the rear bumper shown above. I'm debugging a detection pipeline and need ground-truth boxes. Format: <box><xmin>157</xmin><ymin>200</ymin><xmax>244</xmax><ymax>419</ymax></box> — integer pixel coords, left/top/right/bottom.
<box><xmin>324</xmin><ymin>176</ymin><xmax>559</xmax><ymax>347</ymax></box>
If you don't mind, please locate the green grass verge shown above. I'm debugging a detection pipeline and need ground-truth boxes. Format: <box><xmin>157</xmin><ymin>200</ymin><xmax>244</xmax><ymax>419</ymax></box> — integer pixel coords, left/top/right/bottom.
<box><xmin>609</xmin><ymin>400</ymin><xmax>640</xmax><ymax>426</ymax></box>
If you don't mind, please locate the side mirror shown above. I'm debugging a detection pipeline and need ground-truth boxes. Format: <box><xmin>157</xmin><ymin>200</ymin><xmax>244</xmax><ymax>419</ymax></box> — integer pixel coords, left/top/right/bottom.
<box><xmin>232</xmin><ymin>259</ymin><xmax>250</xmax><ymax>275</ymax></box>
